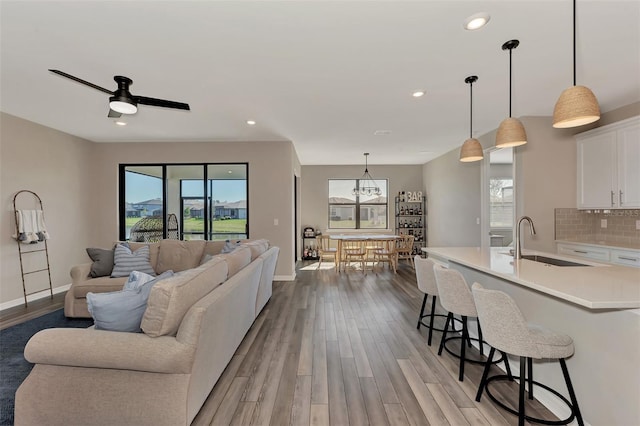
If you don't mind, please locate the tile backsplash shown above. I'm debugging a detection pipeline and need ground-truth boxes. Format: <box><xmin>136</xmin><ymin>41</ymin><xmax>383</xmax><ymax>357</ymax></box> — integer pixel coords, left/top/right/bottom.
<box><xmin>555</xmin><ymin>208</ymin><xmax>640</xmax><ymax>245</ymax></box>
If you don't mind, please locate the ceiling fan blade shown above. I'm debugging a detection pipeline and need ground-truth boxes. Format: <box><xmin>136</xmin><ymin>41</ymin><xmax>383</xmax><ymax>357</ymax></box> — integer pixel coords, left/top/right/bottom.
<box><xmin>108</xmin><ymin>108</ymin><xmax>122</xmax><ymax>118</ymax></box>
<box><xmin>135</xmin><ymin>96</ymin><xmax>190</xmax><ymax>111</ymax></box>
<box><xmin>49</xmin><ymin>69</ymin><xmax>113</xmax><ymax>95</ymax></box>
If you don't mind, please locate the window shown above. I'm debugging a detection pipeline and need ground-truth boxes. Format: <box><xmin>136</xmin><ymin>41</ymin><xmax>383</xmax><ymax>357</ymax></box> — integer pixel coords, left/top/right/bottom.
<box><xmin>120</xmin><ymin>163</ymin><xmax>248</xmax><ymax>242</ymax></box>
<box><xmin>490</xmin><ymin>178</ymin><xmax>513</xmax><ymax>228</ymax></box>
<box><xmin>328</xmin><ymin>179</ymin><xmax>388</xmax><ymax>229</ymax></box>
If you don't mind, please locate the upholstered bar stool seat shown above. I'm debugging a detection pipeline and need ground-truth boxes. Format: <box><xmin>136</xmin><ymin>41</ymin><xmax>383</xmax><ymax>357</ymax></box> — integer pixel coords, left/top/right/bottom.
<box><xmin>433</xmin><ymin>265</ymin><xmax>511</xmax><ymax>382</ymax></box>
<box><xmin>414</xmin><ymin>256</ymin><xmax>460</xmax><ymax>345</ymax></box>
<box><xmin>472</xmin><ymin>283</ymin><xmax>584</xmax><ymax>426</ymax></box>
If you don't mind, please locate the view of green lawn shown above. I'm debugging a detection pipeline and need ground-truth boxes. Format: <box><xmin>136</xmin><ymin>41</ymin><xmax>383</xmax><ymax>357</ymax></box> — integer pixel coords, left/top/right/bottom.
<box><xmin>126</xmin><ymin>217</ymin><xmax>246</xmax><ymax>236</ymax></box>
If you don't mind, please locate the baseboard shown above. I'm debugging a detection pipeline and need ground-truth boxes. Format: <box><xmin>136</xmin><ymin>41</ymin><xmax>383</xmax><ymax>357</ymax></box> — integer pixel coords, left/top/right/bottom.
<box><xmin>274</xmin><ymin>273</ymin><xmax>296</xmax><ymax>281</ymax></box>
<box><xmin>0</xmin><ymin>284</ymin><xmax>70</xmax><ymax>311</ymax></box>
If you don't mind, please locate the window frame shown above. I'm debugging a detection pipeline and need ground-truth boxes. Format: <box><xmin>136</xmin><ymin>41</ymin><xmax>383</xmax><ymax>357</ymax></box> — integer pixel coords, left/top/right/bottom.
<box><xmin>119</xmin><ymin>162</ymin><xmax>249</xmax><ymax>241</ymax></box>
<box><xmin>327</xmin><ymin>178</ymin><xmax>388</xmax><ymax>230</ymax></box>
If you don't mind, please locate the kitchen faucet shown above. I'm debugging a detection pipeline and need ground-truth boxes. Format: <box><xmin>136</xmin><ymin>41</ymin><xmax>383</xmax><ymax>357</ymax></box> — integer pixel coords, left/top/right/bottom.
<box><xmin>515</xmin><ymin>216</ymin><xmax>536</xmax><ymax>259</ymax></box>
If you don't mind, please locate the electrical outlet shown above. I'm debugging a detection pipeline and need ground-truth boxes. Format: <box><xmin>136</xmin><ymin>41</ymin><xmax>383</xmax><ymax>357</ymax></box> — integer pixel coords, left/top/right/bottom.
<box><xmin>476</xmin><ymin>217</ymin><xmax>480</xmax><ymax>225</ymax></box>
<box><xmin>273</xmin><ymin>218</ymin><xmax>279</xmax><ymax>226</ymax></box>
<box><xmin>601</xmin><ymin>219</ymin><xmax>607</xmax><ymax>228</ymax></box>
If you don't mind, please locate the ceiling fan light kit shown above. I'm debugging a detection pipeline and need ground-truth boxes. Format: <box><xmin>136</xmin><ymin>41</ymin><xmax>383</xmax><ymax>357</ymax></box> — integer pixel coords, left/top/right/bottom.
<box><xmin>552</xmin><ymin>0</ymin><xmax>600</xmax><ymax>128</ymax></box>
<box><xmin>459</xmin><ymin>75</ymin><xmax>484</xmax><ymax>163</ymax></box>
<box><xmin>496</xmin><ymin>39</ymin><xmax>527</xmax><ymax>148</ymax></box>
<box><xmin>49</xmin><ymin>69</ymin><xmax>190</xmax><ymax>118</ymax></box>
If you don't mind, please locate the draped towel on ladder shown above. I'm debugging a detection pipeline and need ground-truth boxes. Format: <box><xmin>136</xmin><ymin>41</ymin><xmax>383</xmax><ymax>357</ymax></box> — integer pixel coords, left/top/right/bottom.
<box><xmin>13</xmin><ymin>209</ymin><xmax>51</xmax><ymax>244</ymax></box>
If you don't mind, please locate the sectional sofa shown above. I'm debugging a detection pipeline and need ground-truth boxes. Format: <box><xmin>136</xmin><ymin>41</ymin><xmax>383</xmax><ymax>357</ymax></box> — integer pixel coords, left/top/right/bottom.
<box><xmin>15</xmin><ymin>239</ymin><xmax>279</xmax><ymax>426</ymax></box>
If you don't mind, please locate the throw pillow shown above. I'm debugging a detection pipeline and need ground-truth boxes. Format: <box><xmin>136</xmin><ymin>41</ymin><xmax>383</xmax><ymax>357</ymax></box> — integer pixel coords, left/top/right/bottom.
<box><xmin>199</xmin><ymin>253</ymin><xmax>214</xmax><ymax>265</ymax></box>
<box><xmin>87</xmin><ymin>270</ymin><xmax>174</xmax><ymax>332</ymax></box>
<box><xmin>221</xmin><ymin>239</ymin><xmax>242</xmax><ymax>254</ymax></box>
<box><xmin>86</xmin><ymin>247</ymin><xmax>115</xmax><ymax>278</ymax></box>
<box><xmin>123</xmin><ymin>270</ymin><xmax>156</xmax><ymax>290</ymax></box>
<box><xmin>111</xmin><ymin>243</ymin><xmax>156</xmax><ymax>278</ymax></box>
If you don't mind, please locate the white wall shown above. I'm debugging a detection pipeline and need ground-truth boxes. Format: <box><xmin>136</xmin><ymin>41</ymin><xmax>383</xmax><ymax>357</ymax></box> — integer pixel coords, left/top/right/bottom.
<box><xmin>423</xmin><ymin>102</ymin><xmax>640</xmax><ymax>250</ymax></box>
<box><xmin>0</xmin><ymin>113</ymin><xmax>95</xmax><ymax>305</ymax></box>
<box><xmin>90</xmin><ymin>140</ymin><xmax>298</xmax><ymax>279</ymax></box>
<box><xmin>300</xmin><ymin>164</ymin><xmax>423</xmax><ymax>256</ymax></box>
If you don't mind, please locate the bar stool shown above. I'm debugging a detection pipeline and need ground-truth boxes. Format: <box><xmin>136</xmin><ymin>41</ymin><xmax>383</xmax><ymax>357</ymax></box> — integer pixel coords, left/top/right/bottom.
<box><xmin>472</xmin><ymin>283</ymin><xmax>584</xmax><ymax>426</ymax></box>
<box><xmin>433</xmin><ymin>265</ymin><xmax>512</xmax><ymax>382</ymax></box>
<box><xmin>414</xmin><ymin>256</ymin><xmax>460</xmax><ymax>345</ymax></box>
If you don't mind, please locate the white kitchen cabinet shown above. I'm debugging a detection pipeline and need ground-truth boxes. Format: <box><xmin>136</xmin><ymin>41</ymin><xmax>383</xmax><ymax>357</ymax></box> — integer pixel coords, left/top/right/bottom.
<box><xmin>557</xmin><ymin>242</ymin><xmax>640</xmax><ymax>268</ymax></box>
<box><xmin>576</xmin><ymin>116</ymin><xmax>640</xmax><ymax>209</ymax></box>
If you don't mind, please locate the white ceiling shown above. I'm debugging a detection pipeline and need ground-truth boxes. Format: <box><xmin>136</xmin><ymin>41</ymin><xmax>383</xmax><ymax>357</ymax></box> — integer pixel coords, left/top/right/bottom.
<box><xmin>1</xmin><ymin>1</ymin><xmax>639</xmax><ymax>165</ymax></box>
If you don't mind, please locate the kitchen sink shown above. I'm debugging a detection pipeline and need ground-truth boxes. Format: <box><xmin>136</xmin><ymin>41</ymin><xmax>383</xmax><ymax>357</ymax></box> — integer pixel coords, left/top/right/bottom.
<box><xmin>521</xmin><ymin>254</ymin><xmax>591</xmax><ymax>267</ymax></box>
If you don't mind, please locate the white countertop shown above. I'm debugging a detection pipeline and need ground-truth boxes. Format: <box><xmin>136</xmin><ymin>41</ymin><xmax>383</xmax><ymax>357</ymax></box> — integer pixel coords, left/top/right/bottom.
<box><xmin>422</xmin><ymin>247</ymin><xmax>640</xmax><ymax>309</ymax></box>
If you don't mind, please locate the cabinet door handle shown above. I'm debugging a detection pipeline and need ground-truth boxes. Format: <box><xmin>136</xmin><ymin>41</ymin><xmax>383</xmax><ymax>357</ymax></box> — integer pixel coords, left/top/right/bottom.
<box><xmin>620</xmin><ymin>190</ymin><xmax>624</xmax><ymax>205</ymax></box>
<box><xmin>574</xmin><ymin>250</ymin><xmax>588</xmax><ymax>254</ymax></box>
<box><xmin>611</xmin><ymin>190</ymin><xmax>615</xmax><ymax>206</ymax></box>
<box><xmin>618</xmin><ymin>256</ymin><xmax>638</xmax><ymax>262</ymax></box>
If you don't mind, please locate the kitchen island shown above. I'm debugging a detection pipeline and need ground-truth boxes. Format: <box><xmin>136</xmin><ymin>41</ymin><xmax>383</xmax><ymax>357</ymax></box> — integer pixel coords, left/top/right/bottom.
<box><xmin>423</xmin><ymin>247</ymin><xmax>640</xmax><ymax>426</ymax></box>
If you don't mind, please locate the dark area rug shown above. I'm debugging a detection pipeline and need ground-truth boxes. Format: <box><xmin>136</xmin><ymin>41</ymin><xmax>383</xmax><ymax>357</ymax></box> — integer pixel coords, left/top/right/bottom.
<box><xmin>0</xmin><ymin>310</ymin><xmax>93</xmax><ymax>425</ymax></box>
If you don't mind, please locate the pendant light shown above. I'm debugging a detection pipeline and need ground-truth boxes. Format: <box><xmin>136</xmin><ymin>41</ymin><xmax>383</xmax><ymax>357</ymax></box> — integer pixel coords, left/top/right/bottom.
<box><xmin>552</xmin><ymin>0</ymin><xmax>600</xmax><ymax>128</ymax></box>
<box><xmin>352</xmin><ymin>153</ymin><xmax>381</xmax><ymax>196</ymax></box>
<box><xmin>459</xmin><ymin>76</ymin><xmax>483</xmax><ymax>162</ymax></box>
<box><xmin>496</xmin><ymin>40</ymin><xmax>527</xmax><ymax>148</ymax></box>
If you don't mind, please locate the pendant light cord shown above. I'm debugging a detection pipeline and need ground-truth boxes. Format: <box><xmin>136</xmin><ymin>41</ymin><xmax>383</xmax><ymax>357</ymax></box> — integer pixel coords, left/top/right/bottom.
<box><xmin>509</xmin><ymin>47</ymin><xmax>513</xmax><ymax>117</ymax></box>
<box><xmin>469</xmin><ymin>81</ymin><xmax>473</xmax><ymax>138</ymax></box>
<box><xmin>573</xmin><ymin>0</ymin><xmax>576</xmax><ymax>86</ymax></box>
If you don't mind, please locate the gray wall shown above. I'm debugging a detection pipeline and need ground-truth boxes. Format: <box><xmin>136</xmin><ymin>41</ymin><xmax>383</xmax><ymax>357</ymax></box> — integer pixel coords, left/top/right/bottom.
<box><xmin>1</xmin><ymin>113</ymin><xmax>96</xmax><ymax>304</ymax></box>
<box><xmin>1</xmin><ymin>112</ymin><xmax>300</xmax><ymax>306</ymax></box>
<box><xmin>300</xmin><ymin>164</ymin><xmax>423</xmax><ymax>256</ymax></box>
<box><xmin>423</xmin><ymin>102</ymin><xmax>640</xmax><ymax>251</ymax></box>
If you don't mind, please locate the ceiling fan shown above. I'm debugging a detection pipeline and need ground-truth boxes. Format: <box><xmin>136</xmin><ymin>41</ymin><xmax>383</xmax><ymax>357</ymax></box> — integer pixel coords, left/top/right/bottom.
<box><xmin>49</xmin><ymin>69</ymin><xmax>190</xmax><ymax>118</ymax></box>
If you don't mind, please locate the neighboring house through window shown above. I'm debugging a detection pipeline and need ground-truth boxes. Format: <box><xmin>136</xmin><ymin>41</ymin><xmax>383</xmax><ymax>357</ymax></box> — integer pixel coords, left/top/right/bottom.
<box><xmin>328</xmin><ymin>179</ymin><xmax>388</xmax><ymax>229</ymax></box>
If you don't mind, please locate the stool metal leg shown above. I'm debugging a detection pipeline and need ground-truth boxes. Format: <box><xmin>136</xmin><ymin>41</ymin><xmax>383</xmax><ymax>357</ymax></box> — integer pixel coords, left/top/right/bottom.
<box><xmin>475</xmin><ymin>347</ymin><xmax>495</xmax><ymax>402</ymax></box>
<box><xmin>477</xmin><ymin>321</ymin><xmax>484</xmax><ymax>356</ymax></box>
<box><xmin>519</xmin><ymin>356</ymin><xmax>526</xmax><ymax>426</ymax></box>
<box><xmin>560</xmin><ymin>358</ymin><xmax>584</xmax><ymax>426</ymax></box>
<box><xmin>527</xmin><ymin>357</ymin><xmax>534</xmax><ymax>399</ymax></box>
<box><xmin>427</xmin><ymin>296</ymin><xmax>437</xmax><ymax>346</ymax></box>
<box><xmin>459</xmin><ymin>316</ymin><xmax>468</xmax><ymax>381</ymax></box>
<box><xmin>437</xmin><ymin>312</ymin><xmax>452</xmax><ymax>356</ymax></box>
<box><xmin>501</xmin><ymin>351</ymin><xmax>513</xmax><ymax>380</ymax></box>
<box><xmin>417</xmin><ymin>293</ymin><xmax>428</xmax><ymax>330</ymax></box>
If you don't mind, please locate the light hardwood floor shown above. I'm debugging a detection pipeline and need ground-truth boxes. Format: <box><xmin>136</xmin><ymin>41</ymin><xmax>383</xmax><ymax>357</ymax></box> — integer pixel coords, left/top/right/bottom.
<box><xmin>1</xmin><ymin>262</ymin><xmax>559</xmax><ymax>425</ymax></box>
<box><xmin>193</xmin><ymin>262</ymin><xmax>558</xmax><ymax>425</ymax></box>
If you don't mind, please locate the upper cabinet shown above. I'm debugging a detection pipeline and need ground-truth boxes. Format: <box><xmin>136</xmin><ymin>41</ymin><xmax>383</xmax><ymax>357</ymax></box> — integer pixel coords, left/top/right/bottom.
<box><xmin>576</xmin><ymin>116</ymin><xmax>640</xmax><ymax>209</ymax></box>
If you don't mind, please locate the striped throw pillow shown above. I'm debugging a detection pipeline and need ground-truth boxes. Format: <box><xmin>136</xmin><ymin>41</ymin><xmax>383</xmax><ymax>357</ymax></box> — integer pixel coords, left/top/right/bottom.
<box><xmin>111</xmin><ymin>243</ymin><xmax>156</xmax><ymax>278</ymax></box>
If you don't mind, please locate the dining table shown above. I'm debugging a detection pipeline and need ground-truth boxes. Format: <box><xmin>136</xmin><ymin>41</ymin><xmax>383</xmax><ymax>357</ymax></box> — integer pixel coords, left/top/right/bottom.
<box><xmin>329</xmin><ymin>233</ymin><xmax>401</xmax><ymax>271</ymax></box>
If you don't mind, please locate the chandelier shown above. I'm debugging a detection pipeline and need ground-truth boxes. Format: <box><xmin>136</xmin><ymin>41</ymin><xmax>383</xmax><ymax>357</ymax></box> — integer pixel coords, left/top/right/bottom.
<box><xmin>353</xmin><ymin>153</ymin><xmax>381</xmax><ymax>196</ymax></box>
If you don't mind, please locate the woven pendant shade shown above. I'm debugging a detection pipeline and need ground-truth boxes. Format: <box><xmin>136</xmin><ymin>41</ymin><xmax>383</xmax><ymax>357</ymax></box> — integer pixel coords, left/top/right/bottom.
<box><xmin>459</xmin><ymin>138</ymin><xmax>483</xmax><ymax>162</ymax></box>
<box><xmin>496</xmin><ymin>117</ymin><xmax>527</xmax><ymax>148</ymax></box>
<box><xmin>552</xmin><ymin>85</ymin><xmax>600</xmax><ymax>128</ymax></box>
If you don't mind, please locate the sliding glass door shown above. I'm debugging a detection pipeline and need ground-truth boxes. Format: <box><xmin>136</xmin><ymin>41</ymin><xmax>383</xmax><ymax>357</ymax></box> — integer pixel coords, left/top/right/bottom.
<box><xmin>119</xmin><ymin>163</ymin><xmax>248</xmax><ymax>242</ymax></box>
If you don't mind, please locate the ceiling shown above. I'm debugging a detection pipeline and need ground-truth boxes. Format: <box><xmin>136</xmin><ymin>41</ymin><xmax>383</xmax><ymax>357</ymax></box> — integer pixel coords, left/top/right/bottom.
<box><xmin>1</xmin><ymin>1</ymin><xmax>639</xmax><ymax>165</ymax></box>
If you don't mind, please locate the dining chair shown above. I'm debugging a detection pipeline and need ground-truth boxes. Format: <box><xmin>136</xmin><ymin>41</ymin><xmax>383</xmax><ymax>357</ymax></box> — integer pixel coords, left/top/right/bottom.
<box><xmin>373</xmin><ymin>239</ymin><xmax>397</xmax><ymax>273</ymax></box>
<box><xmin>396</xmin><ymin>234</ymin><xmax>415</xmax><ymax>268</ymax></box>
<box><xmin>342</xmin><ymin>239</ymin><xmax>367</xmax><ymax>272</ymax></box>
<box><xmin>316</xmin><ymin>235</ymin><xmax>338</xmax><ymax>270</ymax></box>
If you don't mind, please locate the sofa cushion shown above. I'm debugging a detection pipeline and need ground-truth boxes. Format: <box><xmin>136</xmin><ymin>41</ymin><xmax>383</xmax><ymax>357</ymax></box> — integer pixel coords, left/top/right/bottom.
<box><xmin>141</xmin><ymin>257</ymin><xmax>228</xmax><ymax>337</ymax></box>
<box><xmin>87</xmin><ymin>271</ymin><xmax>174</xmax><ymax>333</ymax></box>
<box><xmin>73</xmin><ymin>276</ymin><xmax>128</xmax><ymax>298</ymax></box>
<box><xmin>86</xmin><ymin>247</ymin><xmax>114</xmax><ymax>278</ymax></box>
<box><xmin>242</xmin><ymin>239</ymin><xmax>269</xmax><ymax>261</ymax></box>
<box><xmin>155</xmin><ymin>240</ymin><xmax>207</xmax><ymax>274</ymax></box>
<box><xmin>129</xmin><ymin>242</ymin><xmax>160</xmax><ymax>271</ymax></box>
<box><xmin>219</xmin><ymin>246</ymin><xmax>252</xmax><ymax>277</ymax></box>
<box><xmin>111</xmin><ymin>244</ymin><xmax>156</xmax><ymax>277</ymax></box>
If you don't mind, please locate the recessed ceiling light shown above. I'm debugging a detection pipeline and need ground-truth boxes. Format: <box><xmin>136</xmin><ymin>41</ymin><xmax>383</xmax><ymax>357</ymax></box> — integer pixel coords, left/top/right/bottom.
<box><xmin>115</xmin><ymin>120</ymin><xmax>127</xmax><ymax>126</ymax></box>
<box><xmin>412</xmin><ymin>90</ymin><xmax>425</xmax><ymax>98</ymax></box>
<box><xmin>246</xmin><ymin>120</ymin><xmax>256</xmax><ymax>126</ymax></box>
<box><xmin>463</xmin><ymin>12</ymin><xmax>490</xmax><ymax>30</ymax></box>
<box><xmin>227</xmin><ymin>170</ymin><xmax>233</xmax><ymax>174</ymax></box>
